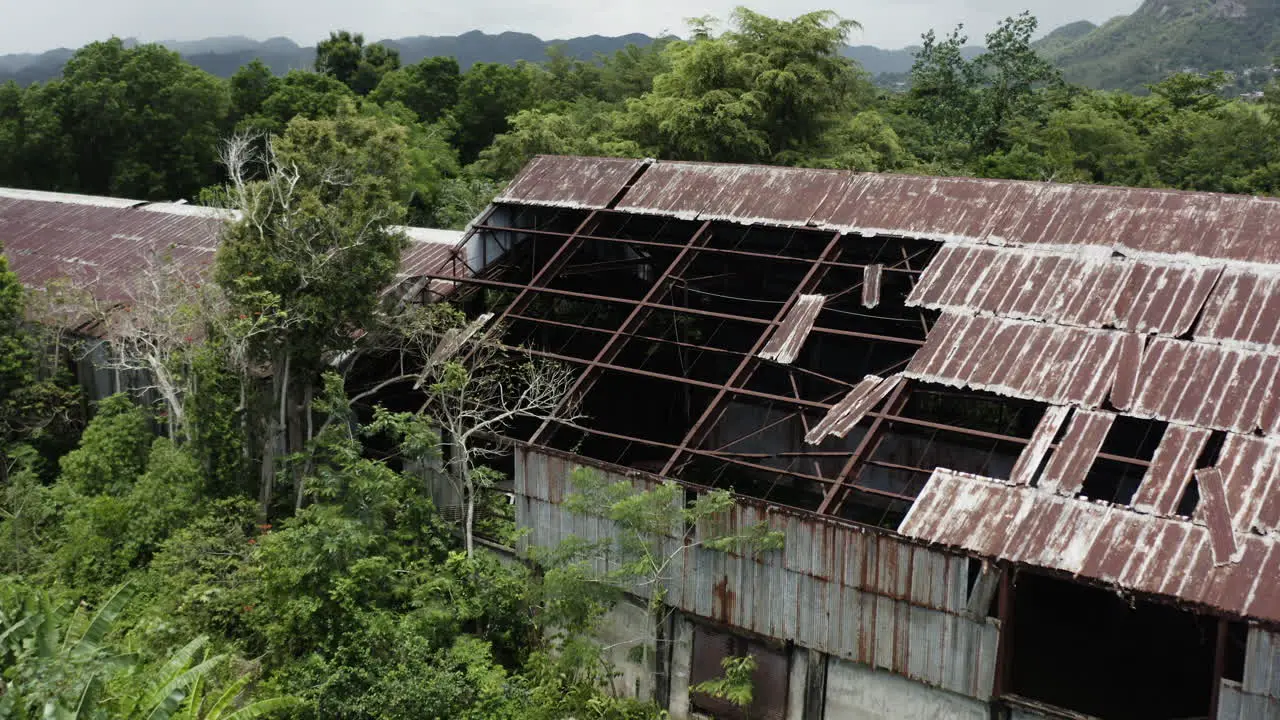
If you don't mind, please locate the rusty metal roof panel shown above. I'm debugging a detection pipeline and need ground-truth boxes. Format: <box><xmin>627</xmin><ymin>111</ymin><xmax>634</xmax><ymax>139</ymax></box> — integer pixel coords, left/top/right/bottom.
<box><xmin>758</xmin><ymin>294</ymin><xmax>825</xmax><ymax>364</ymax></box>
<box><xmin>900</xmin><ymin>468</ymin><xmax>1280</xmax><ymax>622</ymax></box>
<box><xmin>493</xmin><ymin>155</ymin><xmax>645</xmax><ymax>209</ymax></box>
<box><xmin>905</xmin><ymin>314</ymin><xmax>1123</xmax><ymax>407</ymax></box>
<box><xmin>1195</xmin><ymin>268</ymin><xmax>1280</xmax><ymax>351</ymax></box>
<box><xmin>1038</xmin><ymin>409</ymin><xmax>1115</xmax><ymax>496</ymax></box>
<box><xmin>1131</xmin><ymin>425</ymin><xmax>1211</xmax><ymax>516</ymax></box>
<box><xmin>805</xmin><ymin>374</ymin><xmax>902</xmax><ymax>445</ymax></box>
<box><xmin>907</xmin><ymin>245</ymin><xmax>1222</xmax><ymax>336</ymax></box>
<box><xmin>1</xmin><ymin>190</ymin><xmax>472</xmax><ymax>305</ymax></box>
<box><xmin>614</xmin><ymin>161</ymin><xmax>847</xmax><ymax>227</ymax></box>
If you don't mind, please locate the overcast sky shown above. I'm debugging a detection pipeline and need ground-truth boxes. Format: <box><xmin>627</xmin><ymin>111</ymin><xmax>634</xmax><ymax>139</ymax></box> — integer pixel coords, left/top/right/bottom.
<box><xmin>0</xmin><ymin>0</ymin><xmax>1141</xmax><ymax>55</ymax></box>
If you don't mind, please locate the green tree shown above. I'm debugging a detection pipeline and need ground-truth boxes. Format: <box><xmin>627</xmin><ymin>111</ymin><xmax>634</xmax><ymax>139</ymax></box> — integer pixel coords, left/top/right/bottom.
<box><xmin>370</xmin><ymin>56</ymin><xmax>461</xmax><ymax>124</ymax></box>
<box><xmin>620</xmin><ymin>8</ymin><xmax>869</xmax><ymax>163</ymax></box>
<box><xmin>249</xmin><ymin>70</ymin><xmax>356</xmax><ymax>135</ymax></box>
<box><xmin>474</xmin><ymin>103</ymin><xmax>642</xmax><ymax>179</ymax></box>
<box><xmin>229</xmin><ymin>59</ymin><xmax>281</xmax><ymax>127</ymax></box>
<box><xmin>213</xmin><ymin>113</ymin><xmax>411</xmax><ymax>515</ymax></box>
<box><xmin>907</xmin><ymin>14</ymin><xmax>1062</xmax><ymax>162</ymax></box>
<box><xmin>314</xmin><ymin>31</ymin><xmax>400</xmax><ymax>96</ymax></box>
<box><xmin>450</xmin><ymin>62</ymin><xmax>539</xmax><ymax>164</ymax></box>
<box><xmin>51</xmin><ymin>39</ymin><xmax>230</xmax><ymax>199</ymax></box>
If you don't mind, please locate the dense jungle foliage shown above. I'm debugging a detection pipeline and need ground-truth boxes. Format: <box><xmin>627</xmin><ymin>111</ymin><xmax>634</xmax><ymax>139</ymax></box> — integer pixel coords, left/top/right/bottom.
<box><xmin>3</xmin><ymin>6</ymin><xmax>1280</xmax><ymax>718</ymax></box>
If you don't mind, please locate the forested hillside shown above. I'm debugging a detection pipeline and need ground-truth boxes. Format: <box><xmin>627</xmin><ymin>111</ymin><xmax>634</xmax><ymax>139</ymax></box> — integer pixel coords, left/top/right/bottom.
<box><xmin>4</xmin><ymin>7</ymin><xmax>1280</xmax><ymax>719</ymax></box>
<box><xmin>1040</xmin><ymin>0</ymin><xmax>1280</xmax><ymax>90</ymax></box>
<box><xmin>0</xmin><ymin>32</ymin><xmax>665</xmax><ymax>86</ymax></box>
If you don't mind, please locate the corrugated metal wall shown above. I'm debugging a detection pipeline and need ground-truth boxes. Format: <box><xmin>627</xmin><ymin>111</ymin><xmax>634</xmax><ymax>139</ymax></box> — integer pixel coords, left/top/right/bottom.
<box><xmin>1219</xmin><ymin>626</ymin><xmax>1280</xmax><ymax>719</ymax></box>
<box><xmin>516</xmin><ymin>447</ymin><xmax>999</xmax><ymax>701</ymax></box>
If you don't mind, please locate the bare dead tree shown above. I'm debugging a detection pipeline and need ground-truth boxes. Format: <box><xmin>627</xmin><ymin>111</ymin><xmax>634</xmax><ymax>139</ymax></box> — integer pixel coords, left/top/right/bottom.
<box><xmin>348</xmin><ymin>304</ymin><xmax>581</xmax><ymax>556</ymax></box>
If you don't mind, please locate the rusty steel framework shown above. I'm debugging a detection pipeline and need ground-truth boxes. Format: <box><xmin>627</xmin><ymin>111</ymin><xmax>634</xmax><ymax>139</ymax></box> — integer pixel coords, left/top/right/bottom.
<box><xmin>417</xmin><ymin>200</ymin><xmax>1157</xmax><ymax>526</ymax></box>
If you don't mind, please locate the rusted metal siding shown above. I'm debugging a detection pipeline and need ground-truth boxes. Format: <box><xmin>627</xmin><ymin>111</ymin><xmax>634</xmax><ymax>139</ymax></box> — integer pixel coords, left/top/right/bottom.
<box><xmin>1219</xmin><ymin>627</ymin><xmax>1280</xmax><ymax>720</ymax></box>
<box><xmin>900</xmin><ymin>469</ymin><xmax>1280</xmax><ymax>623</ymax></box>
<box><xmin>758</xmin><ymin>294</ymin><xmax>825</xmax><ymax>364</ymax></box>
<box><xmin>907</xmin><ymin>245</ymin><xmax>1221</xmax><ymax>337</ymax></box>
<box><xmin>516</xmin><ymin>447</ymin><xmax>999</xmax><ymax>700</ymax></box>
<box><xmin>1217</xmin><ymin>683</ymin><xmax>1280</xmax><ymax>720</ymax></box>
<box><xmin>493</xmin><ymin>155</ymin><xmax>646</xmax><ymax>209</ymax></box>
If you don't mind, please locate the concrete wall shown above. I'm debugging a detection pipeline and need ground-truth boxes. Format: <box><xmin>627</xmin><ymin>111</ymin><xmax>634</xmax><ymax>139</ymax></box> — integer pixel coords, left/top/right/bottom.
<box><xmin>824</xmin><ymin>658</ymin><xmax>989</xmax><ymax>720</ymax></box>
<box><xmin>595</xmin><ymin>599</ymin><xmax>659</xmax><ymax>701</ymax></box>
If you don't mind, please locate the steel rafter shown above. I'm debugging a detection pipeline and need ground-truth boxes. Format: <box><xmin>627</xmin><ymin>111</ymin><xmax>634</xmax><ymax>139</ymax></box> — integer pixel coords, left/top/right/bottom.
<box><xmin>419</xmin><ymin>272</ymin><xmax>926</xmax><ymax>347</ymax></box>
<box><xmin>817</xmin><ymin>378</ymin><xmax>912</xmax><ymax>515</ymax></box>
<box><xmin>660</xmin><ymin>231</ymin><xmax>847</xmax><ymax>477</ymax></box>
<box><xmin>472</xmin><ymin>222</ymin><xmax>925</xmax><ymax>275</ymax></box>
<box><xmin>529</xmin><ymin>219</ymin><xmax>713</xmax><ymax>444</ymax></box>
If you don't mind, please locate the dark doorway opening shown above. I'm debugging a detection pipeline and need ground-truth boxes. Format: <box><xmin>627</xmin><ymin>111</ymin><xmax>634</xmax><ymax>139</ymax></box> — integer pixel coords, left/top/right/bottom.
<box><xmin>1010</xmin><ymin>571</ymin><xmax>1218</xmax><ymax>719</ymax></box>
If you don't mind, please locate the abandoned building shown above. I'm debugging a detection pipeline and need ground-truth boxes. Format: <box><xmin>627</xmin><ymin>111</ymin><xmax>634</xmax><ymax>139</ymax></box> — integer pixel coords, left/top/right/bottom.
<box><xmin>6</xmin><ymin>155</ymin><xmax>1280</xmax><ymax>719</ymax></box>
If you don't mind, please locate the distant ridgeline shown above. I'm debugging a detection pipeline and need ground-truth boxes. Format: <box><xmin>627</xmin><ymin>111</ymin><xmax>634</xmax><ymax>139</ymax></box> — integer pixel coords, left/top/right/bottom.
<box><xmin>0</xmin><ymin>31</ymin><xmax>989</xmax><ymax>88</ymax></box>
<box><xmin>4</xmin><ymin>0</ymin><xmax>1279</xmax><ymax>92</ymax></box>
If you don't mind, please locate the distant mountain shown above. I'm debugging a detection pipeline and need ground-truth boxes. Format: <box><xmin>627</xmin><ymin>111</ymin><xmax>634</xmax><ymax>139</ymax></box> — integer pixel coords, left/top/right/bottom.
<box><xmin>1030</xmin><ymin>20</ymin><xmax>1098</xmax><ymax>58</ymax></box>
<box><xmin>0</xmin><ymin>31</ymin><xmax>667</xmax><ymax>85</ymax></box>
<box><xmin>842</xmin><ymin>44</ymin><xmax>984</xmax><ymax>76</ymax></box>
<box><xmin>1038</xmin><ymin>0</ymin><xmax>1280</xmax><ymax>90</ymax></box>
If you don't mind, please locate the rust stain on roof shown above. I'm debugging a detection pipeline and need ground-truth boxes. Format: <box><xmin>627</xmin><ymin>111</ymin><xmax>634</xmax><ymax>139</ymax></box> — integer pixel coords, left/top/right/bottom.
<box><xmin>1</xmin><ymin>191</ymin><xmax>469</xmax><ymax>306</ymax></box>
<box><xmin>904</xmin><ymin>314</ymin><xmax>1123</xmax><ymax>408</ymax></box>
<box><xmin>1194</xmin><ymin>467</ymin><xmax>1240</xmax><ymax>566</ymax></box>
<box><xmin>758</xmin><ymin>294</ymin><xmax>825</xmax><ymax>364</ymax></box>
<box><xmin>614</xmin><ymin>161</ymin><xmax>848</xmax><ymax>227</ymax></box>
<box><xmin>900</xmin><ymin>468</ymin><xmax>1280</xmax><ymax>623</ymax></box>
<box><xmin>494</xmin><ymin>155</ymin><xmax>647</xmax><ymax>209</ymax></box>
<box><xmin>907</xmin><ymin>245</ymin><xmax>1222</xmax><ymax>337</ymax></box>
<box><xmin>1038</xmin><ymin>409</ymin><xmax>1115</xmax><ymax>496</ymax></box>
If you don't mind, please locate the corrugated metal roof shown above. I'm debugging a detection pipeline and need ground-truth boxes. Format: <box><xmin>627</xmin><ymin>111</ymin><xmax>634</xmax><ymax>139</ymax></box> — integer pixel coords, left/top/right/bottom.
<box><xmin>907</xmin><ymin>245</ymin><xmax>1221</xmax><ymax>337</ymax></box>
<box><xmin>511</xmin><ymin>157</ymin><xmax>1280</xmax><ymax>263</ymax></box>
<box><xmin>493</xmin><ymin>155</ymin><xmax>647</xmax><ymax>209</ymax></box>
<box><xmin>0</xmin><ymin>189</ymin><xmax>468</xmax><ymax>305</ymax></box>
<box><xmin>491</xmin><ymin>156</ymin><xmax>1280</xmax><ymax>623</ymax></box>
<box><xmin>900</xmin><ymin>468</ymin><xmax>1280</xmax><ymax>623</ymax></box>
<box><xmin>614</xmin><ymin>162</ymin><xmax>849</xmax><ymax>226</ymax></box>
<box><xmin>758</xmin><ymin>294</ymin><xmax>825</xmax><ymax>364</ymax></box>
<box><xmin>904</xmin><ymin>314</ymin><xmax>1124</xmax><ymax>408</ymax></box>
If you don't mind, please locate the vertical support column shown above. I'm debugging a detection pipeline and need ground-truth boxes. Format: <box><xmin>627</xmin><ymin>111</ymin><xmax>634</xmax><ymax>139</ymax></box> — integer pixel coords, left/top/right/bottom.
<box><xmin>660</xmin><ymin>231</ymin><xmax>845</xmax><ymax>477</ymax></box>
<box><xmin>785</xmin><ymin>646</ymin><xmax>808</xmax><ymax>720</ymax></box>
<box><xmin>1211</xmin><ymin>616</ymin><xmax>1228</xmax><ymax>719</ymax></box>
<box><xmin>668</xmin><ymin>613</ymin><xmax>696</xmax><ymax>720</ymax></box>
<box><xmin>655</xmin><ymin>609</ymin><xmax>675</xmax><ymax>711</ymax></box>
<box><xmin>993</xmin><ymin>567</ymin><xmax>1014</xmax><ymax>700</ymax></box>
<box><xmin>803</xmin><ymin>649</ymin><xmax>829</xmax><ymax>720</ymax></box>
